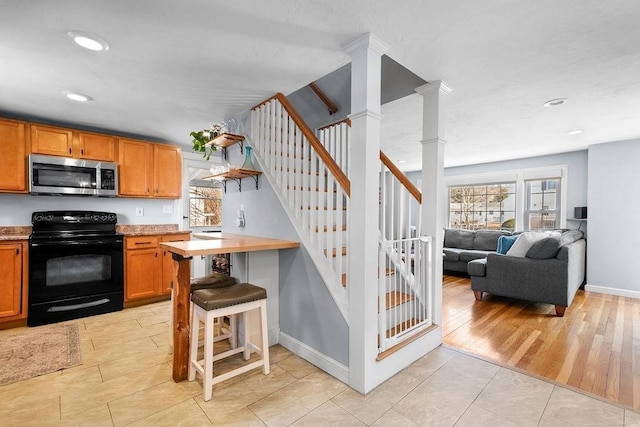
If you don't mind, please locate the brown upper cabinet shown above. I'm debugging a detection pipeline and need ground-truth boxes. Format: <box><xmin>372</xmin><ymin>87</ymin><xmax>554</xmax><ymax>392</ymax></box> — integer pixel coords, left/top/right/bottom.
<box><xmin>118</xmin><ymin>138</ymin><xmax>182</xmax><ymax>198</ymax></box>
<box><xmin>0</xmin><ymin>119</ymin><xmax>27</xmax><ymax>193</ymax></box>
<box><xmin>31</xmin><ymin>124</ymin><xmax>117</xmax><ymax>162</ymax></box>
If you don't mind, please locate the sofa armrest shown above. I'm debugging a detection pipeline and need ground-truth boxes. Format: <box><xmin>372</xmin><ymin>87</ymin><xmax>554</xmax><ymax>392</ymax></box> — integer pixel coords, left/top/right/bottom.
<box><xmin>483</xmin><ymin>253</ymin><xmax>569</xmax><ymax>306</ymax></box>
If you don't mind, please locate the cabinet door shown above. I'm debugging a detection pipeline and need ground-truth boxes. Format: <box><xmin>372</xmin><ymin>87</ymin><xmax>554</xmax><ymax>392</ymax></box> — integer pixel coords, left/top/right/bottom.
<box><xmin>125</xmin><ymin>248</ymin><xmax>160</xmax><ymax>301</ymax></box>
<box><xmin>161</xmin><ymin>233</ymin><xmax>190</xmax><ymax>295</ymax></box>
<box><xmin>0</xmin><ymin>243</ymin><xmax>23</xmax><ymax>319</ymax></box>
<box><xmin>118</xmin><ymin>138</ymin><xmax>153</xmax><ymax>197</ymax></box>
<box><xmin>30</xmin><ymin>124</ymin><xmax>73</xmax><ymax>157</ymax></box>
<box><xmin>0</xmin><ymin>119</ymin><xmax>27</xmax><ymax>192</ymax></box>
<box><xmin>154</xmin><ymin>144</ymin><xmax>182</xmax><ymax>198</ymax></box>
<box><xmin>78</xmin><ymin>132</ymin><xmax>117</xmax><ymax>161</ymax></box>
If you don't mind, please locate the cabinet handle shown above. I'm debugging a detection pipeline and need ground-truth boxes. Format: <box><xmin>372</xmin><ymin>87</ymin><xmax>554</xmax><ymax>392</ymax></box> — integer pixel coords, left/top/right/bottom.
<box><xmin>16</xmin><ymin>248</ymin><xmax>20</xmax><ymax>255</ymax></box>
<box><xmin>81</xmin><ymin>149</ymin><xmax>84</xmax><ymax>155</ymax></box>
<box><xmin>134</xmin><ymin>241</ymin><xmax>152</xmax><ymax>245</ymax></box>
<box><xmin>69</xmin><ymin>148</ymin><xmax>72</xmax><ymax>154</ymax></box>
<box><xmin>155</xmin><ymin>252</ymin><xmax>158</xmax><ymax>258</ymax></box>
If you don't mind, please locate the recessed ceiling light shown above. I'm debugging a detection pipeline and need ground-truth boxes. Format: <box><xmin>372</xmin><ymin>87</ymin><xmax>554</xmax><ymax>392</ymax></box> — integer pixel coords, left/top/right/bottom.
<box><xmin>63</xmin><ymin>91</ymin><xmax>93</xmax><ymax>102</ymax></box>
<box><xmin>67</xmin><ymin>31</ymin><xmax>110</xmax><ymax>51</ymax></box>
<box><xmin>398</xmin><ymin>160</ymin><xmax>407</xmax><ymax>164</ymax></box>
<box><xmin>543</xmin><ymin>98</ymin><xmax>567</xmax><ymax>107</ymax></box>
<box><xmin>567</xmin><ymin>129</ymin><xmax>584</xmax><ymax>135</ymax></box>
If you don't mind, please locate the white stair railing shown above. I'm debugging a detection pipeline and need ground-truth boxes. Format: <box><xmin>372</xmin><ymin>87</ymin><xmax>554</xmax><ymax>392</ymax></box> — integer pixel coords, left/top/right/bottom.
<box><xmin>378</xmin><ymin>235</ymin><xmax>433</xmax><ymax>352</ymax></box>
<box><xmin>317</xmin><ymin>119</ymin><xmax>350</xmax><ymax>177</ymax></box>
<box><xmin>251</xmin><ymin>94</ymin><xmax>350</xmax><ymax>320</ymax></box>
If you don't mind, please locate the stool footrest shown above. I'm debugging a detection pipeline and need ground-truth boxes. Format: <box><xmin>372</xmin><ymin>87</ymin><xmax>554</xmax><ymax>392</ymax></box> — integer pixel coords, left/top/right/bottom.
<box><xmin>211</xmin><ymin>360</ymin><xmax>266</xmax><ymax>386</ymax></box>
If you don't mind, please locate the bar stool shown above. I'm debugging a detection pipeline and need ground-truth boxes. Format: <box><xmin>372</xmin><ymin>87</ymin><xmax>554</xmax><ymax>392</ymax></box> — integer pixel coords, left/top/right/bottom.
<box><xmin>188</xmin><ymin>283</ymin><xmax>270</xmax><ymax>401</ymax></box>
<box><xmin>190</xmin><ymin>272</ymin><xmax>238</xmax><ymax>344</ymax></box>
<box><xmin>170</xmin><ymin>272</ymin><xmax>237</xmax><ymax>350</ymax></box>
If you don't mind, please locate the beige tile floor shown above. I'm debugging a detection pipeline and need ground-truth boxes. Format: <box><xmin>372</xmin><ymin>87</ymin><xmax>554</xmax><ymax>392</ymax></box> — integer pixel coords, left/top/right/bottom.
<box><xmin>2</xmin><ymin>300</ymin><xmax>640</xmax><ymax>426</ymax></box>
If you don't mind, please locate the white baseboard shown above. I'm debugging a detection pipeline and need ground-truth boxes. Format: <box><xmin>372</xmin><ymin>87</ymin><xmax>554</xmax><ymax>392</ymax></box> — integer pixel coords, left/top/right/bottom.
<box><xmin>584</xmin><ymin>284</ymin><xmax>640</xmax><ymax>299</ymax></box>
<box><xmin>278</xmin><ymin>332</ymin><xmax>349</xmax><ymax>384</ymax></box>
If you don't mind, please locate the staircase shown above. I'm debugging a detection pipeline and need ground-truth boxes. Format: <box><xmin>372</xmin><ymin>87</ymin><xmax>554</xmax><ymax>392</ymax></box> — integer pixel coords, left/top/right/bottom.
<box><xmin>250</xmin><ymin>93</ymin><xmax>434</xmax><ymax>355</ymax></box>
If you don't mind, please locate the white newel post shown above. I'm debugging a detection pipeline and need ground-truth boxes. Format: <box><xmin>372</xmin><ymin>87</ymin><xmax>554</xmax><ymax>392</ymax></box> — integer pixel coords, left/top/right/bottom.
<box><xmin>416</xmin><ymin>81</ymin><xmax>451</xmax><ymax>329</ymax></box>
<box><xmin>345</xmin><ymin>33</ymin><xmax>389</xmax><ymax>394</ymax></box>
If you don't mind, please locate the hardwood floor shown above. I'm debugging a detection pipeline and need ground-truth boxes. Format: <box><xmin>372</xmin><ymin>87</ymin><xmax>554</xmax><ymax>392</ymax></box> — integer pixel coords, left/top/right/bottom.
<box><xmin>442</xmin><ymin>274</ymin><xmax>640</xmax><ymax>409</ymax></box>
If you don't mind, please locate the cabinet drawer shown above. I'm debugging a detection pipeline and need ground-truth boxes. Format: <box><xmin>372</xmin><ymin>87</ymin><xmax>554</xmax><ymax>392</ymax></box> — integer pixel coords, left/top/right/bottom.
<box><xmin>160</xmin><ymin>233</ymin><xmax>190</xmax><ymax>243</ymax></box>
<box><xmin>126</xmin><ymin>236</ymin><xmax>159</xmax><ymax>250</ymax></box>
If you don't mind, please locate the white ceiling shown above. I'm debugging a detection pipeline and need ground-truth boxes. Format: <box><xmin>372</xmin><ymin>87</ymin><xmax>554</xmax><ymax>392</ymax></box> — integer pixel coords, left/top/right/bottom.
<box><xmin>1</xmin><ymin>1</ymin><xmax>639</xmax><ymax>170</ymax></box>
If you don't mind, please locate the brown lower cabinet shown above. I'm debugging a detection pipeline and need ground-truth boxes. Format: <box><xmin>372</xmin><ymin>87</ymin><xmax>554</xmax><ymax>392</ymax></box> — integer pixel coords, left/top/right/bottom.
<box><xmin>124</xmin><ymin>233</ymin><xmax>190</xmax><ymax>302</ymax></box>
<box><xmin>0</xmin><ymin>241</ymin><xmax>28</xmax><ymax>322</ymax></box>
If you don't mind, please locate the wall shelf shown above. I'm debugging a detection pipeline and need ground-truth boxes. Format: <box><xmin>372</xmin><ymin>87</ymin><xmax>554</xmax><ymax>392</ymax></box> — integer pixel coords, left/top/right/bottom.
<box><xmin>206</xmin><ymin>133</ymin><xmax>244</xmax><ymax>160</ymax></box>
<box><xmin>204</xmin><ymin>168</ymin><xmax>261</xmax><ymax>193</ymax></box>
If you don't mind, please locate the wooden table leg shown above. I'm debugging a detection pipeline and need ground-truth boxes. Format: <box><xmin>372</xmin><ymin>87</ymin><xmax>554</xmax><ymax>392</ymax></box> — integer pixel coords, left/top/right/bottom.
<box><xmin>172</xmin><ymin>254</ymin><xmax>191</xmax><ymax>382</ymax></box>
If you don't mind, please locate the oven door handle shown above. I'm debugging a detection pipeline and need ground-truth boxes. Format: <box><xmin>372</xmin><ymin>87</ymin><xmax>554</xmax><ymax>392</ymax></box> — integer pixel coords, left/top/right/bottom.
<box><xmin>46</xmin><ymin>298</ymin><xmax>111</xmax><ymax>312</ymax></box>
<box><xmin>30</xmin><ymin>239</ymin><xmax>123</xmax><ymax>247</ymax></box>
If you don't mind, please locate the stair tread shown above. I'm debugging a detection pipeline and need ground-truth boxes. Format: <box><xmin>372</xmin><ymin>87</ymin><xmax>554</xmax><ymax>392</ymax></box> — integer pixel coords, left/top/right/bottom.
<box><xmin>314</xmin><ymin>224</ymin><xmax>347</xmax><ymax>232</ymax></box>
<box><xmin>386</xmin><ymin>318</ymin><xmax>420</xmax><ymax>338</ymax></box>
<box><xmin>385</xmin><ymin>291</ymin><xmax>415</xmax><ymax>309</ymax></box>
<box><xmin>302</xmin><ymin>206</ymin><xmax>348</xmax><ymax>211</ymax></box>
<box><xmin>286</xmin><ymin>185</ymin><xmax>337</xmax><ymax>193</ymax></box>
<box><xmin>324</xmin><ymin>247</ymin><xmax>347</xmax><ymax>257</ymax></box>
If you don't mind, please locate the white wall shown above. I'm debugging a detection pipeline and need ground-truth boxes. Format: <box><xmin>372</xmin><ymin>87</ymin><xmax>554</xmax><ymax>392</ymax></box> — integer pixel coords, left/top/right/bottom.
<box><xmin>587</xmin><ymin>139</ymin><xmax>640</xmax><ymax>296</ymax></box>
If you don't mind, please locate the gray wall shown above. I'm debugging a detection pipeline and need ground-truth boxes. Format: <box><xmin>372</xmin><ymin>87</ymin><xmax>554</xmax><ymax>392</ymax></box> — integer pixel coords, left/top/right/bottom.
<box><xmin>0</xmin><ymin>193</ymin><xmax>180</xmax><ymax>226</ymax></box>
<box><xmin>587</xmin><ymin>139</ymin><xmax>640</xmax><ymax>293</ymax></box>
<box><xmin>405</xmin><ymin>150</ymin><xmax>589</xmax><ymax>232</ymax></box>
<box><xmin>221</xmin><ymin>132</ymin><xmax>349</xmax><ymax>366</ymax></box>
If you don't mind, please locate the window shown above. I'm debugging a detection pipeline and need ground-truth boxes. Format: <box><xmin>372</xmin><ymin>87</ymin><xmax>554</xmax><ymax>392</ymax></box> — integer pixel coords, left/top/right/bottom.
<box><xmin>189</xmin><ymin>186</ymin><xmax>222</xmax><ymax>227</ymax></box>
<box><xmin>449</xmin><ymin>183</ymin><xmax>516</xmax><ymax>230</ymax></box>
<box><xmin>525</xmin><ymin>179</ymin><xmax>560</xmax><ymax>230</ymax></box>
<box><xmin>446</xmin><ymin>165</ymin><xmax>567</xmax><ymax>231</ymax></box>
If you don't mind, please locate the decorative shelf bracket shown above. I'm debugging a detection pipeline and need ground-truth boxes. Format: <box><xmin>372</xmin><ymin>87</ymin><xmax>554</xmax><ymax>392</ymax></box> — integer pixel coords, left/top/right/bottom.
<box><xmin>206</xmin><ymin>168</ymin><xmax>261</xmax><ymax>193</ymax></box>
<box><xmin>206</xmin><ymin>133</ymin><xmax>245</xmax><ymax>161</ymax></box>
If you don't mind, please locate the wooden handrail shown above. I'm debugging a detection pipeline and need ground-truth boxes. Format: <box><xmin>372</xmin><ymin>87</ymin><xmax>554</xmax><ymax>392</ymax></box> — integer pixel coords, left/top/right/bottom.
<box><xmin>253</xmin><ymin>93</ymin><xmax>350</xmax><ymax>197</ymax></box>
<box><xmin>317</xmin><ymin>118</ymin><xmax>351</xmax><ymax>132</ymax></box>
<box><xmin>308</xmin><ymin>82</ymin><xmax>338</xmax><ymax>115</ymax></box>
<box><xmin>380</xmin><ymin>151</ymin><xmax>422</xmax><ymax>204</ymax></box>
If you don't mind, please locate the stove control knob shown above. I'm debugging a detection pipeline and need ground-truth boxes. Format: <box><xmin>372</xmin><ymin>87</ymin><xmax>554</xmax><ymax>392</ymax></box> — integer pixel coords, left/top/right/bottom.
<box><xmin>100</xmin><ymin>214</ymin><xmax>107</xmax><ymax>221</ymax></box>
<box><xmin>45</xmin><ymin>214</ymin><xmax>54</xmax><ymax>221</ymax></box>
<box><xmin>34</xmin><ymin>213</ymin><xmax>44</xmax><ymax>221</ymax></box>
<box><xmin>108</xmin><ymin>213</ymin><xmax>116</xmax><ymax>222</ymax></box>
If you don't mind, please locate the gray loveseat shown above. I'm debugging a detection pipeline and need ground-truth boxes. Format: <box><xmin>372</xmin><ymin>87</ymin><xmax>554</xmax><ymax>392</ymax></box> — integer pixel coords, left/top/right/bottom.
<box><xmin>467</xmin><ymin>230</ymin><xmax>586</xmax><ymax>317</ymax></box>
<box><xmin>443</xmin><ymin>228</ymin><xmax>512</xmax><ymax>273</ymax></box>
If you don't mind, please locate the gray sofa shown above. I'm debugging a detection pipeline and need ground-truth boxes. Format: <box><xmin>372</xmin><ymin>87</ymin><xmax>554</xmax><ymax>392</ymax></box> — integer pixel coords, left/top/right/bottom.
<box><xmin>468</xmin><ymin>231</ymin><xmax>586</xmax><ymax>317</ymax></box>
<box><xmin>443</xmin><ymin>228</ymin><xmax>512</xmax><ymax>273</ymax></box>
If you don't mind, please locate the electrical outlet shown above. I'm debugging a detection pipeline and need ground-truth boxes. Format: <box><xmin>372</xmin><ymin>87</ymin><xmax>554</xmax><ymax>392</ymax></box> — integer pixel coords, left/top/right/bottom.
<box><xmin>135</xmin><ymin>207</ymin><xmax>144</xmax><ymax>217</ymax></box>
<box><xmin>162</xmin><ymin>205</ymin><xmax>173</xmax><ymax>214</ymax></box>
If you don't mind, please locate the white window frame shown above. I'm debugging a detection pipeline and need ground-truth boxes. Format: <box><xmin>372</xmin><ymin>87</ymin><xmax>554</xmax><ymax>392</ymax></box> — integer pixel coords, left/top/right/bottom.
<box><xmin>445</xmin><ymin>165</ymin><xmax>567</xmax><ymax>231</ymax></box>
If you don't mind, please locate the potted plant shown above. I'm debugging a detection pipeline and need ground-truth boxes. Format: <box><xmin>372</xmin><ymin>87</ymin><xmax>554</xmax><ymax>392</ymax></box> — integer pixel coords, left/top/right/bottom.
<box><xmin>190</xmin><ymin>124</ymin><xmax>222</xmax><ymax>161</ymax></box>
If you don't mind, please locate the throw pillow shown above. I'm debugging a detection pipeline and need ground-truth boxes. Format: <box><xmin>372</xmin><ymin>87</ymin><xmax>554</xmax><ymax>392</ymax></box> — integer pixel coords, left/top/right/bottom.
<box><xmin>506</xmin><ymin>231</ymin><xmax>554</xmax><ymax>257</ymax></box>
<box><xmin>497</xmin><ymin>235</ymin><xmax>518</xmax><ymax>254</ymax></box>
<box><xmin>559</xmin><ymin>230</ymin><xmax>584</xmax><ymax>246</ymax></box>
<box><xmin>526</xmin><ymin>236</ymin><xmax>562</xmax><ymax>259</ymax></box>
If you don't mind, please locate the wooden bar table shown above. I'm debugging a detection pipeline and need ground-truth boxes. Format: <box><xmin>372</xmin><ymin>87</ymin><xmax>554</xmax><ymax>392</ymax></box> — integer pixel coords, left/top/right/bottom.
<box><xmin>160</xmin><ymin>233</ymin><xmax>299</xmax><ymax>382</ymax></box>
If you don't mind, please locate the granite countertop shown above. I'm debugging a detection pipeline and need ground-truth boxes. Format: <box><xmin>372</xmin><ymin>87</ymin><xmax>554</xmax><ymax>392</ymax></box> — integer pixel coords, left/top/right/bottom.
<box><xmin>116</xmin><ymin>224</ymin><xmax>190</xmax><ymax>236</ymax></box>
<box><xmin>0</xmin><ymin>226</ymin><xmax>31</xmax><ymax>241</ymax></box>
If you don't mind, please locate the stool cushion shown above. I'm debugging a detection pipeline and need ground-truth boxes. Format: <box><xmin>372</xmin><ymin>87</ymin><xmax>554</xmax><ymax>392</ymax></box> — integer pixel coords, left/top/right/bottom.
<box><xmin>191</xmin><ymin>282</ymin><xmax>267</xmax><ymax>311</ymax></box>
<box><xmin>190</xmin><ymin>272</ymin><xmax>237</xmax><ymax>291</ymax></box>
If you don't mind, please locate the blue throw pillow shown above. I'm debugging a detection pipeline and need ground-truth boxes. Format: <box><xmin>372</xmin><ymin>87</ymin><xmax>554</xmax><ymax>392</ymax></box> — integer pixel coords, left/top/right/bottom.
<box><xmin>497</xmin><ymin>235</ymin><xmax>518</xmax><ymax>254</ymax></box>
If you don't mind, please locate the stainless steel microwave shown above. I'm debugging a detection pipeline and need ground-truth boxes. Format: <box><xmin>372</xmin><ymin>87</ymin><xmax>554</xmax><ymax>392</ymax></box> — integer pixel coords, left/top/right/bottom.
<box><xmin>29</xmin><ymin>154</ymin><xmax>118</xmax><ymax>197</ymax></box>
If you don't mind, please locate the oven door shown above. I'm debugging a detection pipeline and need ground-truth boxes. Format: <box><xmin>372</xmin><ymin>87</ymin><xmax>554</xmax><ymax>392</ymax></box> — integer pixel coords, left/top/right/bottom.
<box><xmin>28</xmin><ymin>236</ymin><xmax>124</xmax><ymax>325</ymax></box>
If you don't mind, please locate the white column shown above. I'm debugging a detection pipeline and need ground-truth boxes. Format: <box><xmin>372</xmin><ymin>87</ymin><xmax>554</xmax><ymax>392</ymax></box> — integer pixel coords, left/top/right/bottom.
<box><xmin>416</xmin><ymin>81</ymin><xmax>451</xmax><ymax>328</ymax></box>
<box><xmin>344</xmin><ymin>33</ymin><xmax>389</xmax><ymax>394</ymax></box>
